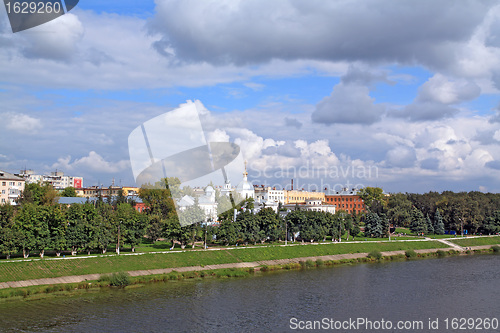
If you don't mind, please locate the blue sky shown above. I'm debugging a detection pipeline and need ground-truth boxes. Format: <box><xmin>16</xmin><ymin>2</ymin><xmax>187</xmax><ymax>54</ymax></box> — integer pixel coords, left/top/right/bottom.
<box><xmin>1</xmin><ymin>0</ymin><xmax>500</xmax><ymax>193</ymax></box>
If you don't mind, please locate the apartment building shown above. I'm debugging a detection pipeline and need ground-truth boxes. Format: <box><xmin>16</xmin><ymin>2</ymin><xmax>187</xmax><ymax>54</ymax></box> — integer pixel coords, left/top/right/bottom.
<box><xmin>0</xmin><ymin>170</ymin><xmax>25</xmax><ymax>205</ymax></box>
<box><xmin>18</xmin><ymin>170</ymin><xmax>83</xmax><ymax>190</ymax></box>
<box><xmin>254</xmin><ymin>185</ymin><xmax>285</xmax><ymax>204</ymax></box>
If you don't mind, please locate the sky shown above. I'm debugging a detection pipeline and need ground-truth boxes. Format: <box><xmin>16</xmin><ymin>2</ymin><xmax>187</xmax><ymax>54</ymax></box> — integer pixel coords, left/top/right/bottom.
<box><xmin>1</xmin><ymin>0</ymin><xmax>500</xmax><ymax>193</ymax></box>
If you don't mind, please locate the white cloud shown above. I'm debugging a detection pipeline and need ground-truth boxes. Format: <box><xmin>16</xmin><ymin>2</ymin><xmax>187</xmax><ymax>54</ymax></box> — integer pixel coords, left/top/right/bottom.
<box><xmin>385</xmin><ymin>146</ymin><xmax>417</xmax><ymax>168</ymax></box>
<box><xmin>4</xmin><ymin>113</ymin><xmax>42</xmax><ymax>132</ymax></box>
<box><xmin>20</xmin><ymin>13</ymin><xmax>84</xmax><ymax>61</ymax></box>
<box><xmin>494</xmin><ymin>129</ymin><xmax>500</xmax><ymax>141</ymax></box>
<box><xmin>312</xmin><ymin>83</ymin><xmax>385</xmax><ymax>125</ymax></box>
<box><xmin>417</xmin><ymin>73</ymin><xmax>481</xmax><ymax>104</ymax></box>
<box><xmin>52</xmin><ymin>151</ymin><xmax>130</xmax><ymax>173</ymax></box>
<box><xmin>148</xmin><ymin>0</ymin><xmax>492</xmax><ymax>70</ymax></box>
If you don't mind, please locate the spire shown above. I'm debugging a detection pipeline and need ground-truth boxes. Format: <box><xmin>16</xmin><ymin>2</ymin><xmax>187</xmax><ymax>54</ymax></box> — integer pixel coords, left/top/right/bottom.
<box><xmin>243</xmin><ymin>160</ymin><xmax>248</xmax><ymax>178</ymax></box>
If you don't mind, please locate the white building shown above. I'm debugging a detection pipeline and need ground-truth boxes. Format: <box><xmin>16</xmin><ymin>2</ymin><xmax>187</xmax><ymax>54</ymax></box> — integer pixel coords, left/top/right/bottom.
<box><xmin>198</xmin><ymin>185</ymin><xmax>218</xmax><ymax>221</ymax></box>
<box><xmin>220</xmin><ymin>179</ymin><xmax>233</xmax><ymax>197</ymax></box>
<box><xmin>283</xmin><ymin>199</ymin><xmax>336</xmax><ymax>214</ymax></box>
<box><xmin>176</xmin><ymin>186</ymin><xmax>218</xmax><ymax>222</ymax></box>
<box><xmin>0</xmin><ymin>170</ymin><xmax>25</xmax><ymax>205</ymax></box>
<box><xmin>17</xmin><ymin>170</ymin><xmax>83</xmax><ymax>189</ymax></box>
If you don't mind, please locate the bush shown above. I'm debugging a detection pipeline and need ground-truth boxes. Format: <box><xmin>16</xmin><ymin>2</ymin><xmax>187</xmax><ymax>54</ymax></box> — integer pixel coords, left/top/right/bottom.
<box><xmin>367</xmin><ymin>250</ymin><xmax>383</xmax><ymax>260</ymax></box>
<box><xmin>305</xmin><ymin>259</ymin><xmax>315</xmax><ymax>268</ymax></box>
<box><xmin>299</xmin><ymin>261</ymin><xmax>306</xmax><ymax>269</ymax></box>
<box><xmin>99</xmin><ymin>272</ymin><xmax>130</xmax><ymax>287</ymax></box>
<box><xmin>316</xmin><ymin>259</ymin><xmax>324</xmax><ymax>266</ymax></box>
<box><xmin>405</xmin><ymin>250</ymin><xmax>417</xmax><ymax>259</ymax></box>
<box><xmin>436</xmin><ymin>250</ymin><xmax>447</xmax><ymax>258</ymax></box>
<box><xmin>491</xmin><ymin>245</ymin><xmax>500</xmax><ymax>253</ymax></box>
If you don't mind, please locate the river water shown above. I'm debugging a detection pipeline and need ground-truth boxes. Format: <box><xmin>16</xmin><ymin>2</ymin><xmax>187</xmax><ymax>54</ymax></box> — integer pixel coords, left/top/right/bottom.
<box><xmin>0</xmin><ymin>255</ymin><xmax>499</xmax><ymax>332</ymax></box>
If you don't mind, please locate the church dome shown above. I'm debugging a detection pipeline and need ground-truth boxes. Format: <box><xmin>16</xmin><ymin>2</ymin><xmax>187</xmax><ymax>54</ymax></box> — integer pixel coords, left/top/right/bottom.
<box><xmin>236</xmin><ymin>161</ymin><xmax>254</xmax><ymax>199</ymax></box>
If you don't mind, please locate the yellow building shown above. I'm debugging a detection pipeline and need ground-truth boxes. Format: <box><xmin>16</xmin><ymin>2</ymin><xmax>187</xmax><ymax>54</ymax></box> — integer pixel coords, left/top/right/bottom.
<box><xmin>285</xmin><ymin>190</ymin><xmax>325</xmax><ymax>204</ymax></box>
<box><xmin>121</xmin><ymin>187</ymin><xmax>140</xmax><ymax>196</ymax></box>
<box><xmin>77</xmin><ymin>186</ymin><xmax>141</xmax><ymax>198</ymax></box>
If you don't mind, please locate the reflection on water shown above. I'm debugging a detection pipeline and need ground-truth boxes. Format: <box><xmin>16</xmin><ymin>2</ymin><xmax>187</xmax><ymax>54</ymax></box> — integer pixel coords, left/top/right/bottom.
<box><xmin>0</xmin><ymin>255</ymin><xmax>499</xmax><ymax>332</ymax></box>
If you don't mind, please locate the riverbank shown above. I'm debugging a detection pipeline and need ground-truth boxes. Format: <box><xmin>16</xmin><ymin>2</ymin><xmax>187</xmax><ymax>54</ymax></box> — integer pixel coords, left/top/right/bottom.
<box><xmin>0</xmin><ymin>245</ymin><xmax>499</xmax><ymax>303</ymax></box>
<box><xmin>0</xmin><ymin>239</ymin><xmax>451</xmax><ymax>283</ymax></box>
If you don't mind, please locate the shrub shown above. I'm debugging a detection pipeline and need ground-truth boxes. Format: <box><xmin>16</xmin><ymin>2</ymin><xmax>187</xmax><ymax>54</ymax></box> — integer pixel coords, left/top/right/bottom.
<box><xmin>305</xmin><ymin>259</ymin><xmax>315</xmax><ymax>268</ymax></box>
<box><xmin>405</xmin><ymin>250</ymin><xmax>417</xmax><ymax>259</ymax></box>
<box><xmin>100</xmin><ymin>272</ymin><xmax>131</xmax><ymax>287</ymax></box>
<box><xmin>436</xmin><ymin>250</ymin><xmax>447</xmax><ymax>258</ymax></box>
<box><xmin>367</xmin><ymin>250</ymin><xmax>383</xmax><ymax>260</ymax></box>
<box><xmin>491</xmin><ymin>245</ymin><xmax>500</xmax><ymax>253</ymax></box>
<box><xmin>316</xmin><ymin>259</ymin><xmax>324</xmax><ymax>266</ymax></box>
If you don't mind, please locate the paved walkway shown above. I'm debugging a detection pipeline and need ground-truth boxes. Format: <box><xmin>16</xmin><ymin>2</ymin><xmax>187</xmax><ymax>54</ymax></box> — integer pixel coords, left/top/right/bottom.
<box><xmin>432</xmin><ymin>238</ymin><xmax>466</xmax><ymax>251</ymax></box>
<box><xmin>0</xmin><ymin>246</ymin><xmax>471</xmax><ymax>290</ymax></box>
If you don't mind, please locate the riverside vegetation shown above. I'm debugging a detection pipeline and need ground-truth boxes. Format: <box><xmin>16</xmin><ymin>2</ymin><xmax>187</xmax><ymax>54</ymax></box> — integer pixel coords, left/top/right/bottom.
<box><xmin>1</xmin><ymin>181</ymin><xmax>500</xmax><ymax>292</ymax></box>
<box><xmin>1</xmin><ymin>182</ymin><xmax>500</xmax><ymax>261</ymax></box>
<box><xmin>1</xmin><ymin>245</ymin><xmax>499</xmax><ymax>302</ymax></box>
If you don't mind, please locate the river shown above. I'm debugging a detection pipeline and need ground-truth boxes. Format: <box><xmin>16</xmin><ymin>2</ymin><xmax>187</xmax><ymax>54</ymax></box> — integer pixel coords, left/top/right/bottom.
<box><xmin>0</xmin><ymin>255</ymin><xmax>499</xmax><ymax>332</ymax></box>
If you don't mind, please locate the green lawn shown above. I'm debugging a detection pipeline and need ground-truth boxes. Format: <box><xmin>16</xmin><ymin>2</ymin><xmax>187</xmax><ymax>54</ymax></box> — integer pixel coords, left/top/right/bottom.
<box><xmin>0</xmin><ymin>240</ymin><xmax>449</xmax><ymax>283</ymax></box>
<box><xmin>448</xmin><ymin>236</ymin><xmax>500</xmax><ymax>247</ymax></box>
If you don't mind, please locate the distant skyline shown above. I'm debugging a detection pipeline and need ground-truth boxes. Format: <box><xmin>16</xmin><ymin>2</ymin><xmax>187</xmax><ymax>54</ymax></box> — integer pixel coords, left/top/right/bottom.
<box><xmin>1</xmin><ymin>1</ymin><xmax>500</xmax><ymax>193</ymax></box>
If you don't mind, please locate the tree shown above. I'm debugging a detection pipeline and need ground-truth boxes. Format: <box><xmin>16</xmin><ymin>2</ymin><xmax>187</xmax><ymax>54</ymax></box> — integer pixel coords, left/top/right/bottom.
<box><xmin>217</xmin><ymin>213</ymin><xmax>238</xmax><ymax>246</ymax></box>
<box><xmin>433</xmin><ymin>209</ymin><xmax>445</xmax><ymax>235</ymax></box>
<box><xmin>65</xmin><ymin>204</ymin><xmax>94</xmax><ymax>255</ymax></box>
<box><xmin>257</xmin><ymin>208</ymin><xmax>282</xmax><ymax>242</ymax></box>
<box><xmin>285</xmin><ymin>210</ymin><xmax>307</xmax><ymax>242</ymax></box>
<box><xmin>0</xmin><ymin>204</ymin><xmax>18</xmax><ymax>259</ymax></box>
<box><xmin>364</xmin><ymin>212</ymin><xmax>385</xmax><ymax>238</ymax></box>
<box><xmin>14</xmin><ymin>203</ymin><xmax>38</xmax><ymax>258</ymax></box>
<box><xmin>387</xmin><ymin>193</ymin><xmax>412</xmax><ymax>227</ymax></box>
<box><xmin>236</xmin><ymin>210</ymin><xmax>261</xmax><ymax>245</ymax></box>
<box><xmin>60</xmin><ymin>187</ymin><xmax>77</xmax><ymax>197</ymax></box>
<box><xmin>93</xmin><ymin>214</ymin><xmax>113</xmax><ymax>254</ymax></box>
<box><xmin>117</xmin><ymin>203</ymin><xmax>147</xmax><ymax>252</ymax></box>
<box><xmin>17</xmin><ymin>182</ymin><xmax>58</xmax><ymax>206</ymax></box>
<box><xmin>410</xmin><ymin>207</ymin><xmax>427</xmax><ymax>235</ymax></box>
<box><xmin>480</xmin><ymin>211</ymin><xmax>500</xmax><ymax>235</ymax></box>
<box><xmin>358</xmin><ymin>187</ymin><xmax>387</xmax><ymax>210</ymax></box>
<box><xmin>45</xmin><ymin>205</ymin><xmax>66</xmax><ymax>256</ymax></box>
<box><xmin>426</xmin><ymin>214</ymin><xmax>434</xmax><ymax>235</ymax></box>
<box><xmin>139</xmin><ymin>186</ymin><xmax>176</xmax><ymax>219</ymax></box>
<box><xmin>146</xmin><ymin>215</ymin><xmax>165</xmax><ymax>244</ymax></box>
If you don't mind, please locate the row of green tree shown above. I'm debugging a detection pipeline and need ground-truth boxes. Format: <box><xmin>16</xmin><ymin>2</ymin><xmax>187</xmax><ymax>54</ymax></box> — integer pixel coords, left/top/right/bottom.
<box><xmin>0</xmin><ymin>181</ymin><xmax>360</xmax><ymax>258</ymax></box>
<box><xmin>359</xmin><ymin>187</ymin><xmax>500</xmax><ymax>236</ymax></box>
<box><xmin>2</xmin><ymin>182</ymin><xmax>500</xmax><ymax>258</ymax></box>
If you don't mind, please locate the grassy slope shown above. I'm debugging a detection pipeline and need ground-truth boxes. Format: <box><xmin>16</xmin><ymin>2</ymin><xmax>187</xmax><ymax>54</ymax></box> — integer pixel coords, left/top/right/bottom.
<box><xmin>448</xmin><ymin>236</ymin><xmax>500</xmax><ymax>246</ymax></box>
<box><xmin>0</xmin><ymin>241</ymin><xmax>449</xmax><ymax>283</ymax></box>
